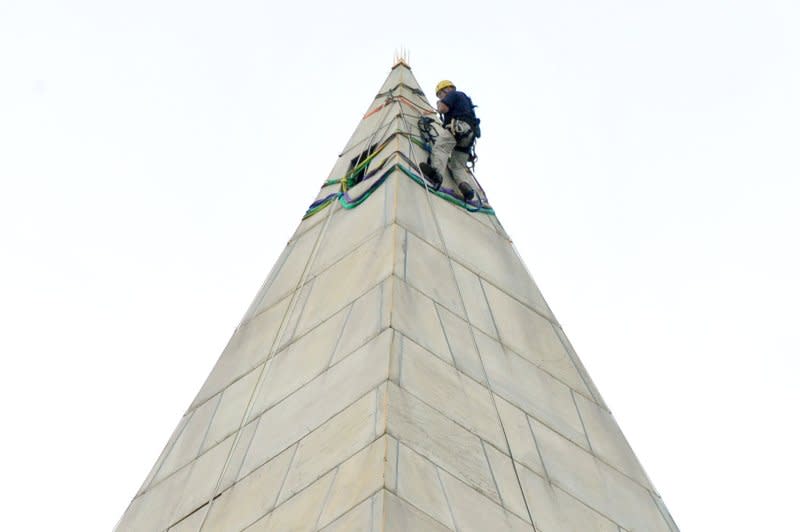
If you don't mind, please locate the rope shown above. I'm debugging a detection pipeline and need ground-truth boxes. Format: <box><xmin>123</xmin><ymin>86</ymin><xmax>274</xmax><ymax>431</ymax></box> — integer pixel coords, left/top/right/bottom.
<box><xmin>195</xmin><ymin>94</ymin><xmax>399</xmax><ymax>530</ymax></box>
<box><xmin>395</xmin><ymin>94</ymin><xmax>538</xmax><ymax>529</ymax></box>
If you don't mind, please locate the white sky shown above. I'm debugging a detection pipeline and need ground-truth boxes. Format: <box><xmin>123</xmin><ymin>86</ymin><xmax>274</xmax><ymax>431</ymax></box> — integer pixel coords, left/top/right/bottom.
<box><xmin>1</xmin><ymin>1</ymin><xmax>798</xmax><ymax>530</ymax></box>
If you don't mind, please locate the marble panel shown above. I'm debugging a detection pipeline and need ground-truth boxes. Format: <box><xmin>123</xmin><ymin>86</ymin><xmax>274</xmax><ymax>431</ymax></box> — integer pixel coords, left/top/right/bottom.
<box><xmin>439</xmin><ymin>469</ymin><xmax>533</xmax><ymax>532</ymax></box>
<box><xmin>289</xmin><ymin>198</ymin><xmax>333</xmax><ymax>243</ymax></box>
<box><xmin>240</xmin><ymin>330</ymin><xmax>391</xmax><ymax>477</ymax></box>
<box><xmin>399</xmin><ymin>337</ymin><xmax>504</xmax><ymax>449</ymax></box>
<box><xmin>390</xmin><ymin>278</ymin><xmax>452</xmax><ymax>364</ymax></box>
<box><xmin>430</xmin><ymin>198</ymin><xmax>551</xmax><ymax>316</ymax></box>
<box><xmin>308</xmin><ymin>185</ymin><xmax>389</xmax><ymax>278</ymax></box>
<box><xmin>484</xmin><ymin>443</ymin><xmax>530</xmax><ymax>522</ymax></box>
<box><xmin>600</xmin><ymin>460</ymin><xmax>672</xmax><ymax>532</ymax></box>
<box><xmin>193</xmin><ymin>295</ymin><xmax>291</xmax><ymax>407</ymax></box>
<box><xmin>384</xmin><ymin>490</ymin><xmax>453</xmax><ymax>532</ymax></box>
<box><xmin>203</xmin><ymin>368</ymin><xmax>260</xmax><ymax>452</ymax></box>
<box><xmin>170</xmin><ymin>434</ymin><xmax>236</xmax><ymax>525</ymax></box>
<box><xmin>319</xmin><ymin>496</ymin><xmax>373</xmax><ymax>532</ymax></box>
<box><xmin>116</xmin><ymin>465</ymin><xmax>190</xmax><ymax>532</ymax></box>
<box><xmin>202</xmin><ymin>444</ymin><xmax>296</xmax><ymax>532</ymax></box>
<box><xmin>155</xmin><ymin>395</ymin><xmax>219</xmax><ymax>484</ymax></box>
<box><xmin>478</xmin><ymin>333</ymin><xmax>588</xmax><ymax>449</ymax></box>
<box><xmin>292</xmin><ymin>226</ymin><xmax>395</xmax><ymax>340</ymax></box>
<box><xmin>318</xmin><ymin>435</ymin><xmax>391</xmax><ymax>527</ymax></box>
<box><xmin>249</xmin><ymin>221</ymin><xmax>324</xmax><ymax>317</ymax></box>
<box><xmin>438</xmin><ymin>306</ymin><xmax>487</xmax><ymax>385</ymax></box>
<box><xmin>493</xmin><ymin>395</ymin><xmax>545</xmax><ymax>477</ymax></box>
<box><xmin>386</xmin><ymin>382</ymin><xmax>498</xmax><ymax>501</ymax></box>
<box><xmin>244</xmin><ymin>470</ymin><xmax>336</xmax><ymax>532</ymax></box>
<box><xmin>279</xmin><ymin>392</ymin><xmax>380</xmax><ymax>504</ymax></box>
<box><xmin>573</xmin><ymin>392</ymin><xmax>651</xmax><ymax>488</ymax></box>
<box><xmin>452</xmin><ymin>261</ymin><xmax>498</xmax><ymax>337</ymax></box>
<box><xmin>251</xmin><ymin>305</ymin><xmax>350</xmax><ymax>417</ymax></box>
<box><xmin>517</xmin><ymin>466</ymin><xmax>619</xmax><ymax>532</ymax></box>
<box><xmin>482</xmin><ymin>281</ymin><xmax>589</xmax><ymax>395</ymax></box>
<box><xmin>330</xmin><ymin>281</ymin><xmax>389</xmax><ymax>365</ymax></box>
<box><xmin>394</xmin><ymin>170</ymin><xmax>443</xmax><ymax>248</ymax></box>
<box><xmin>553</xmin><ymin>324</ymin><xmax>608</xmax><ymax>408</ymax></box>
<box><xmin>403</xmin><ymin>231</ymin><xmax>465</xmax><ymax>318</ymax></box>
<box><xmin>277</xmin><ymin>279</ymin><xmax>313</xmax><ymax>349</ymax></box>
<box><xmin>529</xmin><ymin>418</ymin><xmax>670</xmax><ymax>532</ymax></box>
<box><xmin>226</xmin><ymin>418</ymin><xmax>259</xmax><ymax>486</ymax></box>
<box><xmin>167</xmin><ymin>506</ymin><xmax>206</xmax><ymax>532</ymax></box>
<box><xmin>138</xmin><ymin>414</ymin><xmax>189</xmax><ymax>494</ymax></box>
<box><xmin>396</xmin><ymin>443</ymin><xmax>455</xmax><ymax>530</ymax></box>
<box><xmin>384</xmin><ymin>427</ymin><xmax>398</xmax><ymax>490</ymax></box>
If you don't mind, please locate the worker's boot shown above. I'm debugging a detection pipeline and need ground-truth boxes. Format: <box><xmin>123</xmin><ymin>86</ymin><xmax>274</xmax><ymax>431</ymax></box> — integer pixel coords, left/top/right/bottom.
<box><xmin>458</xmin><ymin>182</ymin><xmax>475</xmax><ymax>202</ymax></box>
<box><xmin>419</xmin><ymin>162</ymin><xmax>442</xmax><ymax>191</ymax></box>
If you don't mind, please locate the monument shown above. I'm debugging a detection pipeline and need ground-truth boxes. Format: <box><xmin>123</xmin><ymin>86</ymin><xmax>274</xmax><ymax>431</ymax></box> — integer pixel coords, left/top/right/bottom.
<box><xmin>115</xmin><ymin>59</ymin><xmax>678</xmax><ymax>532</ymax></box>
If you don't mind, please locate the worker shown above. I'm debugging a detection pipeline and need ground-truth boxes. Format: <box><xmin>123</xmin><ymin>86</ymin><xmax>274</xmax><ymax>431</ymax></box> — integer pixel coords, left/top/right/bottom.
<box><xmin>419</xmin><ymin>80</ymin><xmax>479</xmax><ymax>201</ymax></box>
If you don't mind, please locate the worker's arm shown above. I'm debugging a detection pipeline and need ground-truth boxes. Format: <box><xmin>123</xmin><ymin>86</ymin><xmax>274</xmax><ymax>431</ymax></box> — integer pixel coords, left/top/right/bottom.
<box><xmin>437</xmin><ymin>100</ymin><xmax>449</xmax><ymax>113</ymax></box>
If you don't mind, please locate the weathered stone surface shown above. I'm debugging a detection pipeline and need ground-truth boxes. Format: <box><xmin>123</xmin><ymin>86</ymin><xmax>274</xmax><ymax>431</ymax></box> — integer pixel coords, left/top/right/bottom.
<box><xmin>138</xmin><ymin>414</ymin><xmax>189</xmax><ymax>494</ymax></box>
<box><xmin>203</xmin><ymin>368</ymin><xmax>260</xmax><ymax>452</ymax></box>
<box><xmin>530</xmin><ymin>418</ymin><xmax>671</xmax><ymax>532</ymax></box>
<box><xmin>240</xmin><ymin>330</ymin><xmax>391</xmax><ymax>477</ymax></box>
<box><xmin>330</xmin><ymin>281</ymin><xmax>389</xmax><ymax>365</ymax></box>
<box><xmin>202</xmin><ymin>444</ymin><xmax>296</xmax><ymax>531</ymax></box>
<box><xmin>279</xmin><ymin>392</ymin><xmax>380</xmax><ymax>504</ymax></box>
<box><xmin>478</xmin><ymin>331</ymin><xmax>589</xmax><ymax>449</ymax></box>
<box><xmin>155</xmin><ymin>395</ymin><xmax>219</xmax><ymax>484</ymax></box>
<box><xmin>396</xmin><ymin>443</ymin><xmax>455</xmax><ymax>529</ymax></box>
<box><xmin>403</xmin><ymin>231</ymin><xmax>465</xmax><ymax>318</ymax></box>
<box><xmin>169</xmin><ymin>434</ymin><xmax>235</xmax><ymax>524</ymax></box>
<box><xmin>438</xmin><ymin>306</ymin><xmax>487</xmax><ymax>385</ymax></box>
<box><xmin>439</xmin><ymin>468</ymin><xmax>533</xmax><ymax>532</ymax></box>
<box><xmin>247</xmin><ymin>221</ymin><xmax>324</xmax><ymax>318</ymax></box>
<box><xmin>167</xmin><ymin>506</ymin><xmax>206</xmax><ymax>532</ymax></box>
<box><xmin>394</xmin><ymin>171</ymin><xmax>443</xmax><ymax>248</ymax></box>
<box><xmin>390</xmin><ymin>277</ymin><xmax>451</xmax><ymax>363</ymax></box>
<box><xmin>291</xmin><ymin>225</ymin><xmax>395</xmax><ymax>340</ymax></box>
<box><xmin>483</xmin><ymin>443</ymin><xmax>530</xmax><ymax>522</ymax></box>
<box><xmin>398</xmin><ymin>336</ymin><xmax>505</xmax><ymax>449</ymax></box>
<box><xmin>517</xmin><ymin>466</ymin><xmax>619</xmax><ymax>532</ymax></box>
<box><xmin>244</xmin><ymin>470</ymin><xmax>336</xmax><ymax>532</ymax></box>
<box><xmin>318</xmin><ymin>496</ymin><xmax>373</xmax><ymax>532</ymax></box>
<box><xmin>193</xmin><ymin>295</ymin><xmax>291</xmax><ymax>407</ymax></box>
<box><xmin>117</xmin><ymin>465</ymin><xmax>191</xmax><ymax>532</ymax></box>
<box><xmin>251</xmin><ymin>306</ymin><xmax>350</xmax><ymax>417</ymax></box>
<box><xmin>317</xmin><ymin>435</ymin><xmax>391</xmax><ymax>527</ymax></box>
<box><xmin>482</xmin><ymin>280</ymin><xmax>589</xmax><ymax>395</ymax></box>
<box><xmin>451</xmin><ymin>261</ymin><xmax>498</xmax><ymax>337</ymax></box>
<box><xmin>573</xmin><ymin>392</ymin><xmax>651</xmax><ymax>487</ymax></box>
<box><xmin>386</xmin><ymin>382</ymin><xmax>498</xmax><ymax>501</ymax></box>
<box><xmin>431</xmin><ymin>197</ymin><xmax>550</xmax><ymax>317</ymax></box>
<box><xmin>493</xmin><ymin>395</ymin><xmax>546</xmax><ymax>477</ymax></box>
<box><xmin>308</xmin><ymin>186</ymin><xmax>390</xmax><ymax>278</ymax></box>
<box><xmin>384</xmin><ymin>490</ymin><xmax>453</xmax><ymax>532</ymax></box>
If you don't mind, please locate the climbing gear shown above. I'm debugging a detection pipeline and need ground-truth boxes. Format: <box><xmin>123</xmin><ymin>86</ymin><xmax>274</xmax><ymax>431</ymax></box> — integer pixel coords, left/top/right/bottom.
<box><xmin>435</xmin><ymin>80</ymin><xmax>455</xmax><ymax>94</ymax></box>
<box><xmin>419</xmin><ymin>162</ymin><xmax>443</xmax><ymax>191</ymax></box>
<box><xmin>458</xmin><ymin>182</ymin><xmax>475</xmax><ymax>202</ymax></box>
<box><xmin>417</xmin><ymin>116</ymin><xmax>438</xmax><ymax>147</ymax></box>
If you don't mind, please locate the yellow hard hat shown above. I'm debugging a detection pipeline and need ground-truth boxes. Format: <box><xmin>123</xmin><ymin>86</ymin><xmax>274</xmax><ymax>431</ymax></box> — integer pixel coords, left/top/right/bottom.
<box><xmin>435</xmin><ymin>80</ymin><xmax>455</xmax><ymax>94</ymax></box>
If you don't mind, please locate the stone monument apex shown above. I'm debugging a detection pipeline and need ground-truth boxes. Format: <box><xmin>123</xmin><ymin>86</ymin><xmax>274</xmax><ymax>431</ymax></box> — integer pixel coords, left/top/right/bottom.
<box><xmin>115</xmin><ymin>60</ymin><xmax>678</xmax><ymax>532</ymax></box>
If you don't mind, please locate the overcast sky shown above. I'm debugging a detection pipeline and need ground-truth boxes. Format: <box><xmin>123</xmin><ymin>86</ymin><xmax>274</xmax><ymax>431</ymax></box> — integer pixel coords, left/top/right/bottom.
<box><xmin>1</xmin><ymin>1</ymin><xmax>798</xmax><ymax>530</ymax></box>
